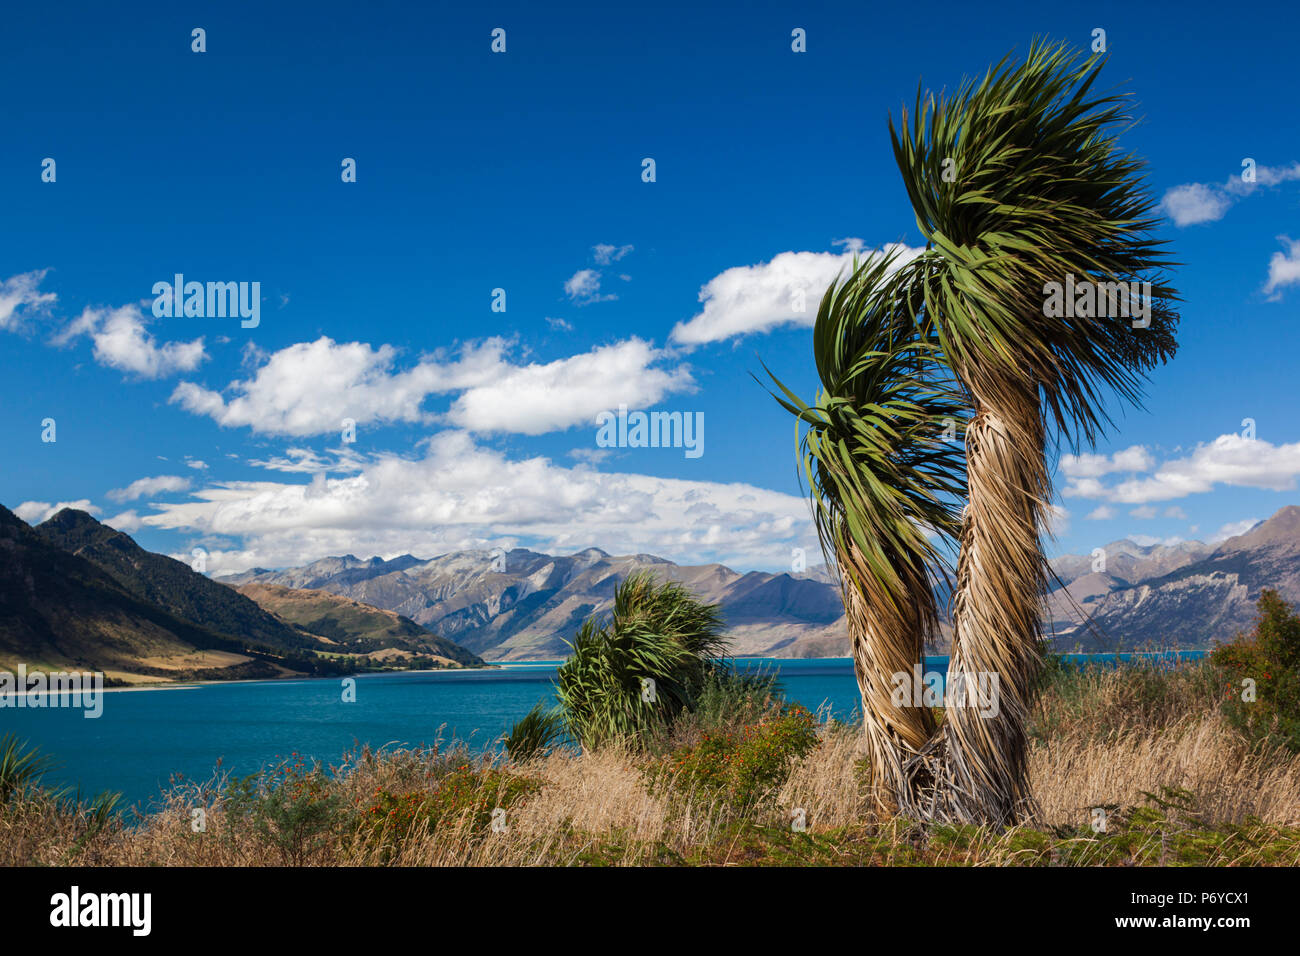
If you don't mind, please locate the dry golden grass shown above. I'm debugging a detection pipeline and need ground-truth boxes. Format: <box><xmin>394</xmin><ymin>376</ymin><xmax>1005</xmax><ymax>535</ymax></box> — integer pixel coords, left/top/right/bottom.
<box><xmin>4</xmin><ymin>660</ymin><xmax>1300</xmax><ymax>866</ymax></box>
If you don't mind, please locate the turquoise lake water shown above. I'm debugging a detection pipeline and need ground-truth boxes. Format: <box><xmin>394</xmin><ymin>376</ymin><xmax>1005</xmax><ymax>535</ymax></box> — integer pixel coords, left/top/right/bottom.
<box><xmin>1</xmin><ymin>653</ymin><xmax>1204</xmax><ymax>809</ymax></box>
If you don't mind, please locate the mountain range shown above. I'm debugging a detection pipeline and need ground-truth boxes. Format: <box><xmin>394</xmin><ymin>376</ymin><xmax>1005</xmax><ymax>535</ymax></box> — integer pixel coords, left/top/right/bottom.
<box><xmin>1044</xmin><ymin>505</ymin><xmax>1300</xmax><ymax>650</ymax></box>
<box><xmin>220</xmin><ymin>549</ymin><xmax>848</xmax><ymax>660</ymax></box>
<box><xmin>0</xmin><ymin>506</ymin><xmax>483</xmax><ymax>683</ymax></box>
<box><xmin>4</xmin><ymin>501</ymin><xmax>1296</xmax><ymax>675</ymax></box>
<box><xmin>220</xmin><ymin>505</ymin><xmax>1300</xmax><ymax>659</ymax></box>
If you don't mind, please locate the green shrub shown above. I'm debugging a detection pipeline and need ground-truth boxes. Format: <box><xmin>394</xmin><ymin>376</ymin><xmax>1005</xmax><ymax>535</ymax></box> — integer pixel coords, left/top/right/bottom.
<box><xmin>1212</xmin><ymin>589</ymin><xmax>1300</xmax><ymax>752</ymax></box>
<box><xmin>504</xmin><ymin>703</ymin><xmax>567</xmax><ymax>761</ymax></box>
<box><xmin>651</xmin><ymin>704</ymin><xmax>820</xmax><ymax>808</ymax></box>
<box><xmin>556</xmin><ymin>572</ymin><xmax>726</xmax><ymax>749</ymax></box>
<box><xmin>222</xmin><ymin>756</ymin><xmax>348</xmax><ymax>865</ymax></box>
<box><xmin>0</xmin><ymin>734</ymin><xmax>58</xmax><ymax>804</ymax></box>
<box><xmin>360</xmin><ymin>765</ymin><xmax>540</xmax><ymax>849</ymax></box>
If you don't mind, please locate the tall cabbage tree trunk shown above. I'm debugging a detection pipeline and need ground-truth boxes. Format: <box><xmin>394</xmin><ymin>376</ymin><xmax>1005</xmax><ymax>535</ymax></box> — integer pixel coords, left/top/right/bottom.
<box><xmin>839</xmin><ymin>540</ymin><xmax>936</xmax><ymax>814</ymax></box>
<box><xmin>936</xmin><ymin>374</ymin><xmax>1046</xmax><ymax>824</ymax></box>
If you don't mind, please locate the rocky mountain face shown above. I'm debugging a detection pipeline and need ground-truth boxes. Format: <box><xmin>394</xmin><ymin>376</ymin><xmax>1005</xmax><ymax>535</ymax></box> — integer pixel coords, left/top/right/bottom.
<box><xmin>1045</xmin><ymin>506</ymin><xmax>1300</xmax><ymax>650</ymax></box>
<box><xmin>225</xmin><ymin>505</ymin><xmax>1300</xmax><ymax>660</ymax></box>
<box><xmin>0</xmin><ymin>505</ymin><xmax>281</xmax><ymax>681</ymax></box>
<box><xmin>235</xmin><ymin>582</ymin><xmax>485</xmax><ymax>667</ymax></box>
<box><xmin>1</xmin><ymin>506</ymin><xmax>482</xmax><ymax>682</ymax></box>
<box><xmin>35</xmin><ymin>509</ymin><xmax>316</xmax><ymax>653</ymax></box>
<box><xmin>222</xmin><ymin>549</ymin><xmax>848</xmax><ymax>661</ymax></box>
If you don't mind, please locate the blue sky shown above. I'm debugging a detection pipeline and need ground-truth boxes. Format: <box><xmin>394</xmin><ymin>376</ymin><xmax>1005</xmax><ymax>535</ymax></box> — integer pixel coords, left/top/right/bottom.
<box><xmin>1</xmin><ymin>0</ymin><xmax>1297</xmax><ymax>574</ymax></box>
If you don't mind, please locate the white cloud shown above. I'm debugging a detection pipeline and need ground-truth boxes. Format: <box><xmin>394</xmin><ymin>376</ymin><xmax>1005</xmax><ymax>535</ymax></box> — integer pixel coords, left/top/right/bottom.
<box><xmin>1130</xmin><ymin>505</ymin><xmax>1158</xmax><ymax>519</ymax></box>
<box><xmin>445</xmin><ymin>338</ymin><xmax>694</xmax><ymax>435</ymax></box>
<box><xmin>14</xmin><ymin>499</ymin><xmax>99</xmax><ymax>523</ymax></box>
<box><xmin>1086</xmin><ymin>505</ymin><xmax>1116</xmax><ymax>520</ymax></box>
<box><xmin>1107</xmin><ymin>435</ymin><xmax>1300</xmax><ymax>503</ymax></box>
<box><xmin>1061</xmin><ymin>477</ymin><xmax>1108</xmax><ymax>499</ymax></box>
<box><xmin>669</xmin><ymin>242</ymin><xmax>924</xmax><ymax>346</ymax></box>
<box><xmin>569</xmin><ymin>448</ymin><xmax>614</xmax><ymax>465</ymax></box>
<box><xmin>107</xmin><ymin>475</ymin><xmax>192</xmax><ymax>502</ymax></box>
<box><xmin>54</xmin><ymin>304</ymin><xmax>206</xmax><ymax>378</ymax></box>
<box><xmin>1164</xmin><ymin>506</ymin><xmax>1188</xmax><ymax>520</ymax></box>
<box><xmin>0</xmin><ymin>270</ymin><xmax>57</xmax><ymax>331</ymax></box>
<box><xmin>1161</xmin><ymin>162</ymin><xmax>1300</xmax><ymax>227</ymax></box>
<box><xmin>564</xmin><ymin>269</ymin><xmax>616</xmax><ymax>305</ymax></box>
<box><xmin>1060</xmin><ymin>445</ymin><xmax>1155</xmax><ymax>480</ymax></box>
<box><xmin>135</xmin><ymin>431</ymin><xmax>816</xmax><ymax>574</ymax></box>
<box><xmin>170</xmin><ymin>336</ymin><xmax>507</xmax><ymax>437</ymax></box>
<box><xmin>592</xmin><ymin>244</ymin><xmax>633</xmax><ymax>265</ymax></box>
<box><xmin>105</xmin><ymin>510</ymin><xmax>143</xmax><ymax>533</ymax></box>
<box><xmin>247</xmin><ymin>447</ymin><xmax>367</xmax><ymax>475</ymax></box>
<box><xmin>1209</xmin><ymin>518</ymin><xmax>1261</xmax><ymax>544</ymax></box>
<box><xmin>545</xmin><ymin>316</ymin><xmax>573</xmax><ymax>332</ymax></box>
<box><xmin>1264</xmin><ymin>236</ymin><xmax>1300</xmax><ymax>298</ymax></box>
<box><xmin>1160</xmin><ymin>183</ymin><xmax>1233</xmax><ymax>226</ymax></box>
<box><xmin>1059</xmin><ymin>434</ymin><xmax>1300</xmax><ymax>507</ymax></box>
<box><xmin>1127</xmin><ymin>533</ymin><xmax>1187</xmax><ymax>548</ymax></box>
<box><xmin>171</xmin><ymin>335</ymin><xmax>692</xmax><ymax>439</ymax></box>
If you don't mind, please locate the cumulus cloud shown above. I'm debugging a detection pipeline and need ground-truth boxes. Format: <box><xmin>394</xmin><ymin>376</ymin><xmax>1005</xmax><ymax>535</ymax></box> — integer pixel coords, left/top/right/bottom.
<box><xmin>1159</xmin><ymin>183</ymin><xmax>1233</xmax><ymax>226</ymax></box>
<box><xmin>14</xmin><ymin>499</ymin><xmax>99</xmax><ymax>524</ymax></box>
<box><xmin>104</xmin><ymin>510</ymin><xmax>144</xmax><ymax>533</ymax></box>
<box><xmin>134</xmin><ymin>431</ymin><xmax>816</xmax><ymax>574</ymax></box>
<box><xmin>1086</xmin><ymin>505</ymin><xmax>1116</xmax><ymax>520</ymax></box>
<box><xmin>1060</xmin><ymin>445</ymin><xmax>1155</xmax><ymax>480</ymax></box>
<box><xmin>0</xmin><ymin>270</ymin><xmax>58</xmax><ymax>331</ymax></box>
<box><xmin>170</xmin><ymin>336</ymin><xmax>508</xmax><ymax>437</ymax></box>
<box><xmin>1264</xmin><ymin>236</ymin><xmax>1300</xmax><ymax>298</ymax></box>
<box><xmin>1161</xmin><ymin>162</ymin><xmax>1300</xmax><ymax>227</ymax></box>
<box><xmin>445</xmin><ymin>338</ymin><xmax>694</xmax><ymax>435</ymax></box>
<box><xmin>53</xmin><ymin>304</ymin><xmax>206</xmax><ymax>378</ymax></box>
<box><xmin>1064</xmin><ymin>434</ymin><xmax>1300</xmax><ymax>504</ymax></box>
<box><xmin>171</xmin><ymin>335</ymin><xmax>692</xmax><ymax>439</ymax></box>
<box><xmin>1209</xmin><ymin>517</ymin><xmax>1262</xmax><ymax>544</ymax></box>
<box><xmin>564</xmin><ymin>269</ymin><xmax>616</xmax><ymax>305</ymax></box>
<box><xmin>107</xmin><ymin>475</ymin><xmax>192</xmax><ymax>502</ymax></box>
<box><xmin>669</xmin><ymin>241</ymin><xmax>923</xmax><ymax>346</ymax></box>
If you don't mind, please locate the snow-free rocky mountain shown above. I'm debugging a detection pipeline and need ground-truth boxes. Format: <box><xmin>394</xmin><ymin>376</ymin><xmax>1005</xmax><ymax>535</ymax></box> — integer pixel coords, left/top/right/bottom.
<box><xmin>222</xmin><ymin>505</ymin><xmax>1300</xmax><ymax>660</ymax></box>
<box><xmin>1045</xmin><ymin>505</ymin><xmax>1300</xmax><ymax>650</ymax></box>
<box><xmin>221</xmin><ymin>549</ymin><xmax>848</xmax><ymax>661</ymax></box>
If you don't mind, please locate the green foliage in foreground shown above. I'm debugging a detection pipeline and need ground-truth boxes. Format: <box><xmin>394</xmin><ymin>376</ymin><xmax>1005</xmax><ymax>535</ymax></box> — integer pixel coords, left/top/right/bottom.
<box><xmin>360</xmin><ymin>767</ymin><xmax>541</xmax><ymax>854</ymax></box>
<box><xmin>649</xmin><ymin>704</ymin><xmax>819</xmax><ymax>808</ymax></box>
<box><xmin>504</xmin><ymin>704</ymin><xmax>567</xmax><ymax>761</ymax></box>
<box><xmin>0</xmin><ymin>733</ymin><xmax>57</xmax><ymax>804</ymax></box>
<box><xmin>222</xmin><ymin>757</ymin><xmax>348</xmax><ymax>866</ymax></box>
<box><xmin>1212</xmin><ymin>589</ymin><xmax>1300</xmax><ymax>752</ymax></box>
<box><xmin>555</xmin><ymin>572</ymin><xmax>727</xmax><ymax>749</ymax></box>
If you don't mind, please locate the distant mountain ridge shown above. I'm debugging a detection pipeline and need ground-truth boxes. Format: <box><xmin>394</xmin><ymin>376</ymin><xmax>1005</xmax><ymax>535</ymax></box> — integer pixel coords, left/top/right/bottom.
<box><xmin>224</xmin><ymin>505</ymin><xmax>1300</xmax><ymax>659</ymax></box>
<box><xmin>222</xmin><ymin>548</ymin><xmax>848</xmax><ymax>661</ymax></box>
<box><xmin>35</xmin><ymin>509</ymin><xmax>316</xmax><ymax>653</ymax></box>
<box><xmin>0</xmin><ymin>506</ymin><xmax>483</xmax><ymax>682</ymax></box>
<box><xmin>1</xmin><ymin>505</ymin><xmax>293</xmax><ymax>682</ymax></box>
<box><xmin>235</xmin><ymin>583</ymin><xmax>484</xmax><ymax>667</ymax></box>
<box><xmin>1046</xmin><ymin>506</ymin><xmax>1300</xmax><ymax>649</ymax></box>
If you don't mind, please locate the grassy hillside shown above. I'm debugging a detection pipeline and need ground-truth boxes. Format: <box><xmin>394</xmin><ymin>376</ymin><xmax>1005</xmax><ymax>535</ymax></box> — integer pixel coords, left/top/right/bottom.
<box><xmin>34</xmin><ymin>509</ymin><xmax>319</xmax><ymax>654</ymax></box>
<box><xmin>237</xmin><ymin>583</ymin><xmax>485</xmax><ymax>667</ymax></box>
<box><xmin>0</xmin><ymin>505</ymin><xmax>290</xmax><ymax>682</ymax></box>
